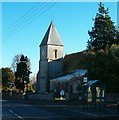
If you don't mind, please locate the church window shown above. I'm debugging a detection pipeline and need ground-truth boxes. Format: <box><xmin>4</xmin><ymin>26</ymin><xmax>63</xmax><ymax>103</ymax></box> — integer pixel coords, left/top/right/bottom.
<box><xmin>54</xmin><ymin>49</ymin><xmax>58</xmax><ymax>58</ymax></box>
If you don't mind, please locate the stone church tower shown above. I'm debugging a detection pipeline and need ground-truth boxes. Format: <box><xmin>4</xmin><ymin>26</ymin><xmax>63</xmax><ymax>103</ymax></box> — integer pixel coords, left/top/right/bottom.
<box><xmin>37</xmin><ymin>21</ymin><xmax>64</xmax><ymax>93</ymax></box>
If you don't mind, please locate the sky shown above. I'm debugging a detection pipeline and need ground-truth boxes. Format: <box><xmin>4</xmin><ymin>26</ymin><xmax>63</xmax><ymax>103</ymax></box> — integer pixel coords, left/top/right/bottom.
<box><xmin>2</xmin><ymin>1</ymin><xmax>118</xmax><ymax>76</ymax></box>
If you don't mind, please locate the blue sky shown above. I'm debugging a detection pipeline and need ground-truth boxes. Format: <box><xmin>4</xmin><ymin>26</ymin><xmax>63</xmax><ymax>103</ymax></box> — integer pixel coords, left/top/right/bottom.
<box><xmin>2</xmin><ymin>1</ymin><xmax>117</xmax><ymax>75</ymax></box>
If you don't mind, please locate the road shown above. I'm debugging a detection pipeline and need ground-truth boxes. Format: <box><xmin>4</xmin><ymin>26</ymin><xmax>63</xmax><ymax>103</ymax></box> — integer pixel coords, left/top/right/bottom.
<box><xmin>1</xmin><ymin>100</ymin><xmax>119</xmax><ymax>120</ymax></box>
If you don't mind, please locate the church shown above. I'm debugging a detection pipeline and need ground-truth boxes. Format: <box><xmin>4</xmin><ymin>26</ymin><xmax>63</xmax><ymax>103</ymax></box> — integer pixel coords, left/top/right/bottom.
<box><xmin>37</xmin><ymin>21</ymin><xmax>64</xmax><ymax>93</ymax></box>
<box><xmin>37</xmin><ymin>21</ymin><xmax>87</xmax><ymax>97</ymax></box>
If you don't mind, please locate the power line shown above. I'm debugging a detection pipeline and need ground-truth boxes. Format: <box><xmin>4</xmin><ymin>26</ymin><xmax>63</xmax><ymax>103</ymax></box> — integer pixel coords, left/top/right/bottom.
<box><xmin>2</xmin><ymin>3</ymin><xmax>40</xmax><ymax>35</ymax></box>
<box><xmin>2</xmin><ymin>1</ymin><xmax>52</xmax><ymax>41</ymax></box>
<box><xmin>2</xmin><ymin>1</ymin><xmax>57</xmax><ymax>43</ymax></box>
<box><xmin>2</xmin><ymin>1</ymin><xmax>46</xmax><ymax>36</ymax></box>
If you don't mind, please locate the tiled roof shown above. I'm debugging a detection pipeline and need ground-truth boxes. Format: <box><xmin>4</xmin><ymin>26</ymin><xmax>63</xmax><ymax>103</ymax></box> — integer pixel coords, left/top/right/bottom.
<box><xmin>50</xmin><ymin>69</ymin><xmax>87</xmax><ymax>82</ymax></box>
<box><xmin>83</xmin><ymin>80</ymin><xmax>105</xmax><ymax>87</ymax></box>
<box><xmin>40</xmin><ymin>21</ymin><xmax>64</xmax><ymax>47</ymax></box>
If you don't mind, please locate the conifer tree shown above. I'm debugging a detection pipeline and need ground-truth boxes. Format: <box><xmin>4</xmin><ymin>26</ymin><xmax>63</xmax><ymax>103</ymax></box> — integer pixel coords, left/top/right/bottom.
<box><xmin>15</xmin><ymin>55</ymin><xmax>31</xmax><ymax>96</ymax></box>
<box><xmin>87</xmin><ymin>2</ymin><xmax>118</xmax><ymax>51</ymax></box>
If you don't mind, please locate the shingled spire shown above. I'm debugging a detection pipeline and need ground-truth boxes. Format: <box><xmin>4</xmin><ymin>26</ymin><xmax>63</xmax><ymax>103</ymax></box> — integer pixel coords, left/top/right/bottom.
<box><xmin>40</xmin><ymin>21</ymin><xmax>63</xmax><ymax>47</ymax></box>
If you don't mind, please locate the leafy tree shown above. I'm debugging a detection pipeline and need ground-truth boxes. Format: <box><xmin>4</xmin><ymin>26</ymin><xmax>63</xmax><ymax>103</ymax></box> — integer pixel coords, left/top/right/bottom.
<box><xmin>28</xmin><ymin>80</ymin><xmax>36</xmax><ymax>93</ymax></box>
<box><xmin>1</xmin><ymin>67</ymin><xmax>15</xmax><ymax>90</ymax></box>
<box><xmin>87</xmin><ymin>2</ymin><xmax>118</xmax><ymax>51</ymax></box>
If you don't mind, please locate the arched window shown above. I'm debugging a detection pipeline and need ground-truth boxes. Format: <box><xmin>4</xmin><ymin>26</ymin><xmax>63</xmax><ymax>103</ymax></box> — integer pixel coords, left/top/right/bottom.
<box><xmin>54</xmin><ymin>49</ymin><xmax>58</xmax><ymax>58</ymax></box>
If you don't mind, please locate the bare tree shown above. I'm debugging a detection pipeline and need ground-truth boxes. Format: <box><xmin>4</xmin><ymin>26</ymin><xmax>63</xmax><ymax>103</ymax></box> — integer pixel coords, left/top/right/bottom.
<box><xmin>11</xmin><ymin>54</ymin><xmax>22</xmax><ymax>72</ymax></box>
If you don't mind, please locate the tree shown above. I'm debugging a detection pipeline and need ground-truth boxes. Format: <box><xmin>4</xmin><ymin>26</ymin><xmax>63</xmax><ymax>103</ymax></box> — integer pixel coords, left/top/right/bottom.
<box><xmin>15</xmin><ymin>55</ymin><xmax>31</xmax><ymax>97</ymax></box>
<box><xmin>11</xmin><ymin>54</ymin><xmax>22</xmax><ymax>72</ymax></box>
<box><xmin>79</xmin><ymin>45</ymin><xmax>119</xmax><ymax>93</ymax></box>
<box><xmin>2</xmin><ymin>67</ymin><xmax>15</xmax><ymax>90</ymax></box>
<box><xmin>116</xmin><ymin>31</ymin><xmax>119</xmax><ymax>44</ymax></box>
<box><xmin>28</xmin><ymin>78</ymin><xmax>36</xmax><ymax>93</ymax></box>
<box><xmin>87</xmin><ymin>2</ymin><xmax>118</xmax><ymax>51</ymax></box>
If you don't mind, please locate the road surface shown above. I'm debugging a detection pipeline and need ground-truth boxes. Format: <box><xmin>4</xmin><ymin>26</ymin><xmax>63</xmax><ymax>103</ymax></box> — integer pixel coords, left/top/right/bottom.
<box><xmin>1</xmin><ymin>100</ymin><xmax>119</xmax><ymax>120</ymax></box>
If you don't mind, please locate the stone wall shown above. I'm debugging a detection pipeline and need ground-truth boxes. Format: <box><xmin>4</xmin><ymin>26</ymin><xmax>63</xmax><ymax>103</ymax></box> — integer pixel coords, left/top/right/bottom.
<box><xmin>105</xmin><ymin>93</ymin><xmax>119</xmax><ymax>103</ymax></box>
<box><xmin>2</xmin><ymin>92</ymin><xmax>22</xmax><ymax>100</ymax></box>
<box><xmin>65</xmin><ymin>92</ymin><xmax>79</xmax><ymax>101</ymax></box>
<box><xmin>2</xmin><ymin>92</ymin><xmax>119</xmax><ymax>103</ymax></box>
<box><xmin>28</xmin><ymin>92</ymin><xmax>54</xmax><ymax>101</ymax></box>
<box><xmin>2</xmin><ymin>92</ymin><xmax>54</xmax><ymax>101</ymax></box>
